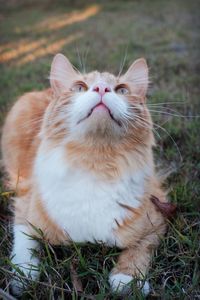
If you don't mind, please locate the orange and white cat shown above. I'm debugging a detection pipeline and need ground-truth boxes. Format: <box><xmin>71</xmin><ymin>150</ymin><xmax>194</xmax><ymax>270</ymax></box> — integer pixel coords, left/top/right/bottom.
<box><xmin>2</xmin><ymin>53</ymin><xmax>169</xmax><ymax>296</ymax></box>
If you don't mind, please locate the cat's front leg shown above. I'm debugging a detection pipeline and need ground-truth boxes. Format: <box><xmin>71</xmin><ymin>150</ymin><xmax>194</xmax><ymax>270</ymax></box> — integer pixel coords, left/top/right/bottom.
<box><xmin>109</xmin><ymin>246</ymin><xmax>151</xmax><ymax>296</ymax></box>
<box><xmin>10</xmin><ymin>224</ymin><xmax>40</xmax><ymax>295</ymax></box>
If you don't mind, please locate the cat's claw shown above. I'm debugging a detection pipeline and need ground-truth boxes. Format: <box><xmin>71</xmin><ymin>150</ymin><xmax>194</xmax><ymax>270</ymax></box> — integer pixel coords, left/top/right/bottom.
<box><xmin>109</xmin><ymin>272</ymin><xmax>150</xmax><ymax>296</ymax></box>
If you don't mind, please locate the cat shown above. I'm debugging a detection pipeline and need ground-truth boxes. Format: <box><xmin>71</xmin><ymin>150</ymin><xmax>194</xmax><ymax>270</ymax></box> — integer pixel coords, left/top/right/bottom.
<box><xmin>1</xmin><ymin>53</ymin><xmax>170</xmax><ymax>296</ymax></box>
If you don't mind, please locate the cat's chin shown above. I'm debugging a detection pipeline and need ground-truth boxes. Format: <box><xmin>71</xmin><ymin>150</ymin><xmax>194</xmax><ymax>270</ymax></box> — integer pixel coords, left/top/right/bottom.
<box><xmin>92</xmin><ymin>107</ymin><xmax>122</xmax><ymax>127</ymax></box>
<box><xmin>80</xmin><ymin>110</ymin><xmax>122</xmax><ymax>140</ymax></box>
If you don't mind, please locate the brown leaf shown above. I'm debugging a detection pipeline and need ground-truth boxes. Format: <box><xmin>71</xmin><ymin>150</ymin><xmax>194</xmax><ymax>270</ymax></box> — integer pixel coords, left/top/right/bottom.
<box><xmin>150</xmin><ymin>195</ymin><xmax>177</xmax><ymax>219</ymax></box>
<box><xmin>70</xmin><ymin>259</ymin><xmax>83</xmax><ymax>293</ymax></box>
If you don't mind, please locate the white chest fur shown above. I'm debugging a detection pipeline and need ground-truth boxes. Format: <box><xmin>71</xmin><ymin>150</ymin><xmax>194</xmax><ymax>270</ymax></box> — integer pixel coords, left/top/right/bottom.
<box><xmin>35</xmin><ymin>145</ymin><xmax>148</xmax><ymax>247</ymax></box>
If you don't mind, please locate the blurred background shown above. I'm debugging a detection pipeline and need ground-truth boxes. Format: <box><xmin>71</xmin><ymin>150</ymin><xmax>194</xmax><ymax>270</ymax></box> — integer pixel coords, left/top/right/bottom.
<box><xmin>0</xmin><ymin>0</ymin><xmax>200</xmax><ymax>298</ymax></box>
<box><xmin>0</xmin><ymin>0</ymin><xmax>199</xmax><ymax>107</ymax></box>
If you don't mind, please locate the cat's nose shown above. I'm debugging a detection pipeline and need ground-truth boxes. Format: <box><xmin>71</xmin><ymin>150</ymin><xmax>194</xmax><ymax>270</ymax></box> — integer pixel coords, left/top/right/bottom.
<box><xmin>93</xmin><ymin>84</ymin><xmax>111</xmax><ymax>96</ymax></box>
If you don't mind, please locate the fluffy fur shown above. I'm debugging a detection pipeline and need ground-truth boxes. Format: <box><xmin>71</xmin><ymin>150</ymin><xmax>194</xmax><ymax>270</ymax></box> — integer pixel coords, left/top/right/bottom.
<box><xmin>1</xmin><ymin>53</ymin><xmax>167</xmax><ymax>296</ymax></box>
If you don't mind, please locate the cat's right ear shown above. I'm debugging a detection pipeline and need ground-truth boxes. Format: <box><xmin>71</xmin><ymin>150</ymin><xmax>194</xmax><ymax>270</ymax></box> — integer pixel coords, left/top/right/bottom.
<box><xmin>122</xmin><ymin>58</ymin><xmax>149</xmax><ymax>98</ymax></box>
<box><xmin>50</xmin><ymin>53</ymin><xmax>78</xmax><ymax>96</ymax></box>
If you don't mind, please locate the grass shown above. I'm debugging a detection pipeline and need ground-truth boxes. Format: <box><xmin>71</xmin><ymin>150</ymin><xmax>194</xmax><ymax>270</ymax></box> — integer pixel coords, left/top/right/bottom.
<box><xmin>0</xmin><ymin>0</ymin><xmax>200</xmax><ymax>299</ymax></box>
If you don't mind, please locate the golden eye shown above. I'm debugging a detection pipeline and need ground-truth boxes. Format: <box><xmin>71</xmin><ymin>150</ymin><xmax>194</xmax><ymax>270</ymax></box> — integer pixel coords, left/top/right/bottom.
<box><xmin>72</xmin><ymin>81</ymin><xmax>88</xmax><ymax>92</ymax></box>
<box><xmin>115</xmin><ymin>85</ymin><xmax>129</xmax><ymax>95</ymax></box>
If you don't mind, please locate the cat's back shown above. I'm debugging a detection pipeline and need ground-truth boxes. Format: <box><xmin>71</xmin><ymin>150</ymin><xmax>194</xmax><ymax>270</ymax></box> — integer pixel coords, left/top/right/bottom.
<box><xmin>1</xmin><ymin>89</ymin><xmax>52</xmax><ymax>185</ymax></box>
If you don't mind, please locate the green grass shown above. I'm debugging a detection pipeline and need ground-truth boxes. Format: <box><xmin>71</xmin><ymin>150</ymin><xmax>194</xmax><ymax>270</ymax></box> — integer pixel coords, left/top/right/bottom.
<box><xmin>0</xmin><ymin>0</ymin><xmax>200</xmax><ymax>299</ymax></box>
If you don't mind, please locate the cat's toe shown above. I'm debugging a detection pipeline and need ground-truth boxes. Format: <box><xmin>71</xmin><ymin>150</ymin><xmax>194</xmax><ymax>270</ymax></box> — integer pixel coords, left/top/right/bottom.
<box><xmin>109</xmin><ymin>273</ymin><xmax>133</xmax><ymax>294</ymax></box>
<box><xmin>10</xmin><ymin>277</ymin><xmax>26</xmax><ymax>296</ymax></box>
<box><xmin>138</xmin><ymin>280</ymin><xmax>150</xmax><ymax>296</ymax></box>
<box><xmin>109</xmin><ymin>272</ymin><xmax>150</xmax><ymax>296</ymax></box>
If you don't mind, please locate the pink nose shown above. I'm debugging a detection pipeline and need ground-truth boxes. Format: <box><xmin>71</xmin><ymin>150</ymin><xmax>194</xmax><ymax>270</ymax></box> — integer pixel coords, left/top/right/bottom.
<box><xmin>93</xmin><ymin>84</ymin><xmax>111</xmax><ymax>96</ymax></box>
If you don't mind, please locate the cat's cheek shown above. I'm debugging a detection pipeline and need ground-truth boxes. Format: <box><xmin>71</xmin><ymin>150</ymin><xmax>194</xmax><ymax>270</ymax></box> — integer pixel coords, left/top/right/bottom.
<box><xmin>109</xmin><ymin>273</ymin><xmax>150</xmax><ymax>296</ymax></box>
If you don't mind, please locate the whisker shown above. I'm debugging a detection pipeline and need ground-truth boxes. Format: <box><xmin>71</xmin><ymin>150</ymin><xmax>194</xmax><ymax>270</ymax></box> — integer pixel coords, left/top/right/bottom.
<box><xmin>153</xmin><ymin>122</ymin><xmax>182</xmax><ymax>161</ymax></box>
<box><xmin>117</xmin><ymin>44</ymin><xmax>129</xmax><ymax>78</ymax></box>
<box><xmin>148</xmin><ymin>108</ymin><xmax>199</xmax><ymax>118</ymax></box>
<box><xmin>148</xmin><ymin>101</ymin><xmax>185</xmax><ymax>106</ymax></box>
<box><xmin>76</xmin><ymin>45</ymin><xmax>84</xmax><ymax>72</ymax></box>
<box><xmin>148</xmin><ymin>109</ymin><xmax>184</xmax><ymax>118</ymax></box>
<box><xmin>82</xmin><ymin>45</ymin><xmax>90</xmax><ymax>74</ymax></box>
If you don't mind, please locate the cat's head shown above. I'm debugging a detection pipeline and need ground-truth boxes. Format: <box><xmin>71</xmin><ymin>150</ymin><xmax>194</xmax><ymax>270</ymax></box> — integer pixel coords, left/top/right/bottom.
<box><xmin>45</xmin><ymin>53</ymin><xmax>152</xmax><ymax>147</ymax></box>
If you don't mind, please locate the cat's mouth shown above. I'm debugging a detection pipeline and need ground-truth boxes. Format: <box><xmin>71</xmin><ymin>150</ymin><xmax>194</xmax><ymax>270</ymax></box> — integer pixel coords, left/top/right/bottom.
<box><xmin>77</xmin><ymin>102</ymin><xmax>122</xmax><ymax>126</ymax></box>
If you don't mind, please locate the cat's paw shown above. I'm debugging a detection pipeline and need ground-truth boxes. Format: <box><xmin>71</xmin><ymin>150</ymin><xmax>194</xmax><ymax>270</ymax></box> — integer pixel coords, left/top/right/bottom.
<box><xmin>10</xmin><ymin>277</ymin><xmax>25</xmax><ymax>296</ymax></box>
<box><xmin>10</xmin><ymin>261</ymin><xmax>40</xmax><ymax>296</ymax></box>
<box><xmin>109</xmin><ymin>272</ymin><xmax>150</xmax><ymax>296</ymax></box>
<box><xmin>109</xmin><ymin>273</ymin><xmax>133</xmax><ymax>294</ymax></box>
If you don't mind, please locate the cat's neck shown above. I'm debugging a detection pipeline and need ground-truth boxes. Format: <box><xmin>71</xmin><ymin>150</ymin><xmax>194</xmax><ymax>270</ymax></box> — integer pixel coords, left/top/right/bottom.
<box><xmin>64</xmin><ymin>137</ymin><xmax>154</xmax><ymax>180</ymax></box>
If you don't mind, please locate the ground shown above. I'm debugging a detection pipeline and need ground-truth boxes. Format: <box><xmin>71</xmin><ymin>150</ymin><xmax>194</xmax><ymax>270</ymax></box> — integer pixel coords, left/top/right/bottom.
<box><xmin>0</xmin><ymin>0</ymin><xmax>200</xmax><ymax>299</ymax></box>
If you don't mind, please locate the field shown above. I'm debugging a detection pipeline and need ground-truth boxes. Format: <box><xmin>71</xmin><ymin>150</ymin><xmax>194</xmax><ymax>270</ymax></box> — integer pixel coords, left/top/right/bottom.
<box><xmin>0</xmin><ymin>0</ymin><xmax>200</xmax><ymax>299</ymax></box>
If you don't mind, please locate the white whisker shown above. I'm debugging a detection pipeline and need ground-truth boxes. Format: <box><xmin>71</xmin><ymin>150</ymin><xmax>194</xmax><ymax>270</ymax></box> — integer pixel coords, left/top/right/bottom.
<box><xmin>153</xmin><ymin>122</ymin><xmax>182</xmax><ymax>161</ymax></box>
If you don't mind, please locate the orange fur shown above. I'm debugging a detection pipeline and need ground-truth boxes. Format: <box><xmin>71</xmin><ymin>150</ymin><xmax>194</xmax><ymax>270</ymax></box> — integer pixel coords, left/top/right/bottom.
<box><xmin>2</xmin><ymin>89</ymin><xmax>52</xmax><ymax>186</ymax></box>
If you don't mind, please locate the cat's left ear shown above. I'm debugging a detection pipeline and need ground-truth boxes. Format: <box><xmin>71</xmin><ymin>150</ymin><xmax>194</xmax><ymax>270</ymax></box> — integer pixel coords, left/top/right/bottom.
<box><xmin>122</xmin><ymin>58</ymin><xmax>149</xmax><ymax>98</ymax></box>
<box><xmin>50</xmin><ymin>53</ymin><xmax>78</xmax><ymax>96</ymax></box>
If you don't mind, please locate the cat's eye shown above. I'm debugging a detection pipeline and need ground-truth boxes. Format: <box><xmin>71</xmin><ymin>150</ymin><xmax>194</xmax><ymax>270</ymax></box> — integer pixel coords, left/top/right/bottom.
<box><xmin>115</xmin><ymin>84</ymin><xmax>129</xmax><ymax>95</ymax></box>
<box><xmin>72</xmin><ymin>81</ymin><xmax>88</xmax><ymax>92</ymax></box>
